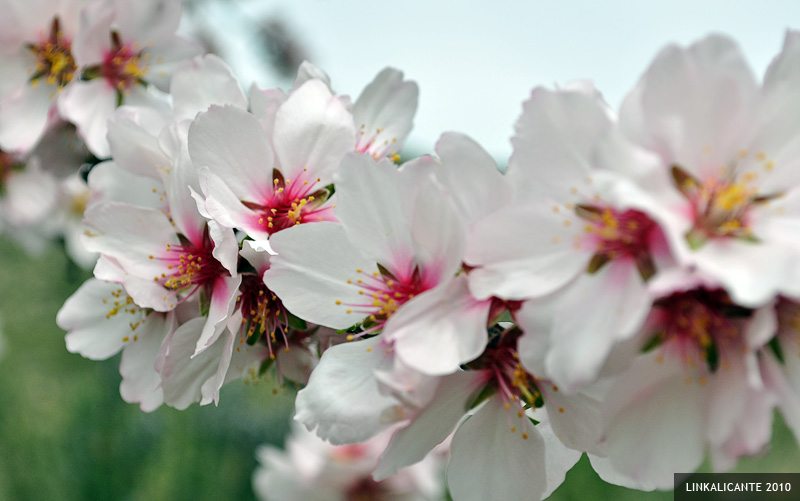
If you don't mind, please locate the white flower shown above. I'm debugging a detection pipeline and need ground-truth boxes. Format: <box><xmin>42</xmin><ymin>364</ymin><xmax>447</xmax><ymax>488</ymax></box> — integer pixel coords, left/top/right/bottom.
<box><xmin>57</xmin><ymin>0</ymin><xmax>202</xmax><ymax>157</ymax></box>
<box><xmin>57</xmin><ymin>273</ymin><xmax>171</xmax><ymax>411</ymax></box>
<box><xmin>616</xmin><ymin>32</ymin><xmax>800</xmax><ymax>307</ymax></box>
<box><xmin>253</xmin><ymin>422</ymin><xmax>445</xmax><ymax>501</ymax></box>
<box><xmin>465</xmin><ymin>85</ymin><xmax>671</xmax><ymax>391</ymax></box>
<box><xmin>595</xmin><ymin>276</ymin><xmax>779</xmax><ymax>489</ymax></box>
<box><xmin>0</xmin><ymin>0</ymin><xmax>88</xmax><ymax>153</ymax></box>
<box><xmin>265</xmin><ymin>152</ymin><xmax>499</xmax><ymax>377</ymax></box>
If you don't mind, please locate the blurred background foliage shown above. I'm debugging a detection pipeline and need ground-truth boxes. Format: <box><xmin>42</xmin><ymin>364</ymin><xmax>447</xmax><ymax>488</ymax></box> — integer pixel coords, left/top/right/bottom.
<box><xmin>1</xmin><ymin>236</ymin><xmax>798</xmax><ymax>500</ymax></box>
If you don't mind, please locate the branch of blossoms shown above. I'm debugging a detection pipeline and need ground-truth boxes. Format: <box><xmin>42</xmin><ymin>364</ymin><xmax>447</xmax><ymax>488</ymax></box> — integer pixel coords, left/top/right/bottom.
<box><xmin>7</xmin><ymin>0</ymin><xmax>795</xmax><ymax>497</ymax></box>
<box><xmin>0</xmin><ymin>0</ymin><xmax>202</xmax><ymax>267</ymax></box>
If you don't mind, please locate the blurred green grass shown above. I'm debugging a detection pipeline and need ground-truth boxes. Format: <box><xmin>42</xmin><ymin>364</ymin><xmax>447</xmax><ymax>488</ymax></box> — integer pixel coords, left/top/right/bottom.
<box><xmin>0</xmin><ymin>235</ymin><xmax>797</xmax><ymax>500</ymax></box>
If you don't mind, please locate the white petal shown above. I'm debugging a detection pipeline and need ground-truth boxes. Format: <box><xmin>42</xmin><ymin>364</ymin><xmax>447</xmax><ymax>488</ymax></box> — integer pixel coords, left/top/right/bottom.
<box><xmin>113</xmin><ymin>0</ymin><xmax>182</xmax><ymax>44</ymax></box>
<box><xmin>433</xmin><ymin>132</ymin><xmax>512</xmax><ymax>226</ymax></box>
<box><xmin>409</xmin><ymin>179</ymin><xmax>466</xmax><ymax>285</ymax></box>
<box><xmin>82</xmin><ymin>202</ymin><xmax>178</xmax><ymax>278</ymax></box>
<box><xmin>208</xmin><ymin>220</ymin><xmax>240</xmax><ymax>275</ymax></box>
<box><xmin>588</xmin><ymin>455</ymin><xmax>660</xmax><ymax>492</ymax></box>
<box><xmin>353</xmin><ymin>67</ymin><xmax>418</xmax><ymax>157</ymax></box>
<box><xmin>197</xmin><ymin>169</ymin><xmax>264</xmax><ymax>239</ymax></box>
<box><xmin>447</xmin><ymin>395</ymin><xmax>548</xmax><ymax>501</ymax></box>
<box><xmin>690</xmin><ymin>238</ymin><xmax>795</xmax><ymax>307</ymax></box>
<box><xmin>761</xmin><ymin>350</ymin><xmax>800</xmax><ymax>444</ymax></box>
<box><xmin>546</xmin><ymin>261</ymin><xmax>651</xmax><ymax>391</ymax></box>
<box><xmin>0</xmin><ymin>83</ymin><xmax>55</xmax><ymax>153</ymax></box>
<box><xmin>507</xmin><ymin>86</ymin><xmax>612</xmax><ymax>201</ymax></box>
<box><xmin>294</xmin><ymin>335</ymin><xmax>401</xmax><ymax>444</ymax></box>
<box><xmin>273</xmin><ymin>79</ymin><xmax>355</xmax><ymax>183</ymax></box>
<box><xmin>194</xmin><ymin>274</ymin><xmax>241</xmax><ymax>354</ymax></box>
<box><xmin>334</xmin><ymin>153</ymin><xmax>419</xmax><ymax>271</ymax></box>
<box><xmin>374</xmin><ymin>371</ymin><xmax>481</xmax><ymax>480</ymax></box>
<box><xmin>543</xmin><ymin>387</ymin><xmax>605</xmax><ymax>455</ymax></box>
<box><xmin>240</xmin><ymin>239</ymin><xmax>273</xmax><ymax>275</ymax></box>
<box><xmin>265</xmin><ymin>221</ymin><xmax>378</xmax><ymax>329</ymax></box>
<box><xmin>291</xmin><ymin>61</ymin><xmax>331</xmax><ymax>91</ymax></box>
<box><xmin>171</xmin><ymin>54</ymin><xmax>247</xmax><ymax>122</ymax></box>
<box><xmin>119</xmin><ymin>311</ymin><xmax>170</xmax><ymax>412</ymax></box>
<box><xmin>389</xmin><ymin>275</ymin><xmax>491</xmax><ymax>375</ymax></box>
<box><xmin>143</xmin><ymin>36</ymin><xmax>204</xmax><ymax>91</ymax></box>
<box><xmin>528</xmin><ymin>408</ymin><xmax>583</xmax><ymax>498</ymax></box>
<box><xmin>158</xmin><ymin>120</ymin><xmax>207</xmax><ymax>243</ymax></box>
<box><xmin>466</xmin><ymin>200</ymin><xmax>588</xmax><ymax>300</ymax></box>
<box><xmin>58</xmin><ymin>79</ymin><xmax>118</xmax><ymax>158</ymax></box>
<box><xmin>619</xmin><ymin>35</ymin><xmax>758</xmax><ymax>176</ymax></box>
<box><xmin>188</xmin><ymin>104</ymin><xmax>274</xmax><ymax>202</ymax></box>
<box><xmin>72</xmin><ymin>0</ymin><xmax>113</xmax><ymax>65</ymax></box>
<box><xmin>86</xmin><ymin>161</ymin><xmax>165</xmax><ymax>210</ymax></box>
<box><xmin>161</xmin><ymin>317</ymin><xmax>229</xmax><ymax>409</ymax></box>
<box><xmin>248</xmin><ymin>84</ymin><xmax>287</xmax><ymax>139</ymax></box>
<box><xmin>106</xmin><ymin>105</ymin><xmax>171</xmax><ymax>179</ymax></box>
<box><xmin>601</xmin><ymin>351</ymin><xmax>706</xmax><ymax>489</ymax></box>
<box><xmin>59</xmin><ymin>279</ymin><xmax>147</xmax><ymax>360</ymax></box>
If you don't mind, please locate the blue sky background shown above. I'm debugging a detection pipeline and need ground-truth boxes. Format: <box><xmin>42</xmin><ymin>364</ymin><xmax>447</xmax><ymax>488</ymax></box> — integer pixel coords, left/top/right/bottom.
<box><xmin>190</xmin><ymin>0</ymin><xmax>800</xmax><ymax>159</ymax></box>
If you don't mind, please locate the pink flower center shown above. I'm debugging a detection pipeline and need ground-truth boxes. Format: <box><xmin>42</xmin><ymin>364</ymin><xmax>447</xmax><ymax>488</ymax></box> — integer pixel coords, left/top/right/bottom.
<box><xmin>101</xmin><ymin>32</ymin><xmax>149</xmax><ymax>91</ymax></box>
<box><xmin>26</xmin><ymin>17</ymin><xmax>76</xmax><ymax>88</ymax></box>
<box><xmin>336</xmin><ymin>266</ymin><xmax>429</xmax><ymax>334</ymax></box>
<box><xmin>575</xmin><ymin>204</ymin><xmax>658</xmax><ymax>280</ymax></box>
<box><xmin>671</xmin><ymin>165</ymin><xmax>780</xmax><ymax>248</ymax></box>
<box><xmin>150</xmin><ymin>236</ymin><xmax>226</xmax><ymax>308</ymax></box>
<box><xmin>647</xmin><ymin>288</ymin><xmax>751</xmax><ymax>376</ymax></box>
<box><xmin>247</xmin><ymin>169</ymin><xmax>332</xmax><ymax>235</ymax></box>
<box><xmin>468</xmin><ymin>337</ymin><xmax>542</xmax><ymax>439</ymax></box>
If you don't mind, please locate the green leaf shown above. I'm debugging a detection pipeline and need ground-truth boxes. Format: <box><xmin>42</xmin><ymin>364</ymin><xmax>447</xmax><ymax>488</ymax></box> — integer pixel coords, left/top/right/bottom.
<box><xmin>641</xmin><ymin>333</ymin><xmax>663</xmax><ymax>353</ymax></box>
<box><xmin>199</xmin><ymin>289</ymin><xmax>210</xmax><ymax>317</ymax></box>
<box><xmin>497</xmin><ymin>310</ymin><xmax>514</xmax><ymax>323</ymax></box>
<box><xmin>258</xmin><ymin>356</ymin><xmax>275</xmax><ymax>376</ymax></box>
<box><xmin>287</xmin><ymin>313</ymin><xmax>307</xmax><ymax>331</ymax></box>
<box><xmin>466</xmin><ymin>385</ymin><xmax>497</xmax><ymax>411</ymax></box>
<box><xmin>246</xmin><ymin>329</ymin><xmax>261</xmax><ymax>345</ymax></box>
<box><xmin>769</xmin><ymin>337</ymin><xmax>785</xmax><ymax>364</ymax></box>
<box><xmin>586</xmin><ymin>252</ymin><xmax>611</xmax><ymax>274</ymax></box>
<box><xmin>705</xmin><ymin>341</ymin><xmax>719</xmax><ymax>373</ymax></box>
<box><xmin>685</xmin><ymin>227</ymin><xmax>708</xmax><ymax>250</ymax></box>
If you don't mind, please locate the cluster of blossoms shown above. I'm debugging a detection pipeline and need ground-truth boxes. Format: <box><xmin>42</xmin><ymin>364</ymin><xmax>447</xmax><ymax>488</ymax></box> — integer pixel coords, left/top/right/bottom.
<box><xmin>26</xmin><ymin>0</ymin><xmax>799</xmax><ymax>497</ymax></box>
<box><xmin>253</xmin><ymin>423</ymin><xmax>447</xmax><ymax>501</ymax></box>
<box><xmin>0</xmin><ymin>0</ymin><xmax>201</xmax><ymax>265</ymax></box>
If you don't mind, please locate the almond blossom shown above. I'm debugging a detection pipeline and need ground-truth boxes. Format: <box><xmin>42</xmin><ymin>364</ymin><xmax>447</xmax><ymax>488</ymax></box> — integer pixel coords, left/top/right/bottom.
<box><xmin>616</xmin><ymin>31</ymin><xmax>800</xmax><ymax>307</ymax></box>
<box><xmin>465</xmin><ymin>85</ymin><xmax>673</xmax><ymax>392</ymax></box>
<box><xmin>264</xmin><ymin>151</ymin><xmax>498</xmax><ymax>377</ymax></box>
<box><xmin>591</xmin><ymin>270</ymin><xmax>780</xmax><ymax>489</ymax></box>
<box><xmin>0</xmin><ymin>0</ymin><xmax>87</xmax><ymax>152</ymax></box>
<box><xmin>58</xmin><ymin>0</ymin><xmax>202</xmax><ymax>157</ymax></box>
<box><xmin>65</xmin><ymin>54</ymin><xmax>263</xmax><ymax>409</ymax></box>
<box><xmin>253</xmin><ymin>422</ymin><xmax>445</xmax><ymax>501</ymax></box>
<box><xmin>190</xmin><ymin>65</ymin><xmax>418</xmax><ymax>243</ymax></box>
<box><xmin>293</xmin><ymin>323</ymin><xmax>598</xmax><ymax>501</ymax></box>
